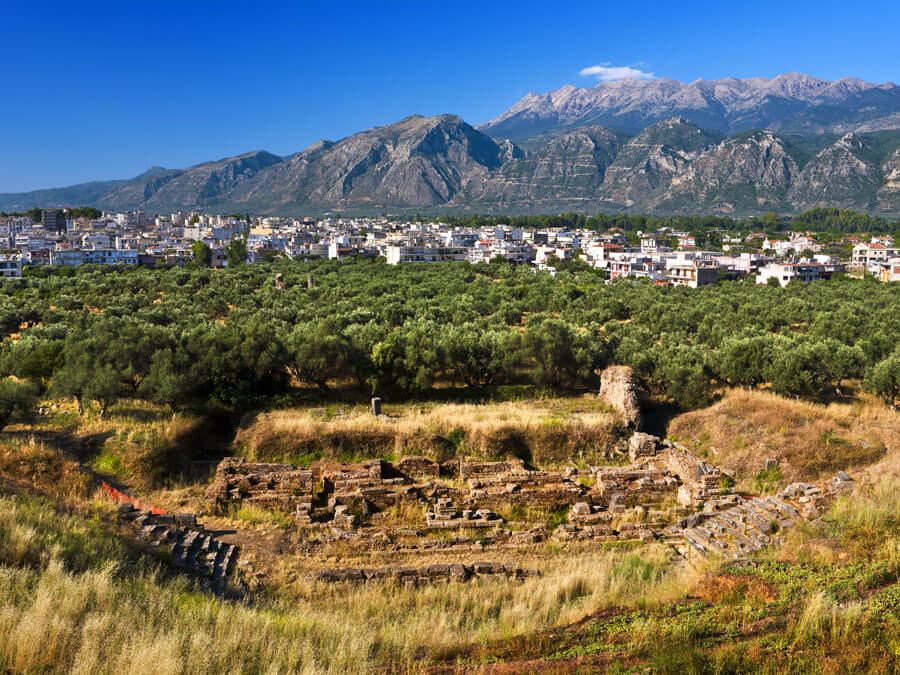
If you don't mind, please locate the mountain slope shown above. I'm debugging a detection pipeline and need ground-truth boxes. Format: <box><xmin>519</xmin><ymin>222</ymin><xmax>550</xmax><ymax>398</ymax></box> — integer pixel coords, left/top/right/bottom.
<box><xmin>468</xmin><ymin>126</ymin><xmax>624</xmax><ymax>208</ymax></box>
<box><xmin>478</xmin><ymin>73</ymin><xmax>900</xmax><ymax>141</ymax></box>
<box><xmin>0</xmin><ymin>152</ymin><xmax>285</xmax><ymax>213</ymax></box>
<box><xmin>226</xmin><ymin>115</ymin><xmax>514</xmax><ymax>210</ymax></box>
<box><xmin>0</xmin><ymin>179</ymin><xmax>128</xmax><ymax>212</ymax></box>
<box><xmin>3</xmin><ymin>113</ymin><xmax>900</xmax><ymax>218</ymax></box>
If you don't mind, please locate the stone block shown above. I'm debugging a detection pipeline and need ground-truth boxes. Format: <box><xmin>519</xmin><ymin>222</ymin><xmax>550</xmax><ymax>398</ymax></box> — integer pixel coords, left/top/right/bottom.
<box><xmin>572</xmin><ymin>502</ymin><xmax>592</xmax><ymax>516</ymax></box>
<box><xmin>628</xmin><ymin>432</ymin><xmax>659</xmax><ymax>460</ymax></box>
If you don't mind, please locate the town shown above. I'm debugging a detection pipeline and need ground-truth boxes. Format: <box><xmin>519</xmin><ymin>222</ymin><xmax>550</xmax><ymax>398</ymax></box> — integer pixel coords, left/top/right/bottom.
<box><xmin>0</xmin><ymin>207</ymin><xmax>897</xmax><ymax>285</ymax></box>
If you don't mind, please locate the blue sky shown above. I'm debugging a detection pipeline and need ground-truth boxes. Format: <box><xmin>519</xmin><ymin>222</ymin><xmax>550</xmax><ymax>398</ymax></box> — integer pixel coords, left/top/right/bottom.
<box><xmin>2</xmin><ymin>0</ymin><xmax>898</xmax><ymax>192</ymax></box>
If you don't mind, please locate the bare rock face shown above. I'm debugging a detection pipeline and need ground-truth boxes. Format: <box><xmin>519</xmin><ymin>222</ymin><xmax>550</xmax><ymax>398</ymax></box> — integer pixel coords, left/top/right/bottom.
<box><xmin>788</xmin><ymin>133</ymin><xmax>881</xmax><ymax>210</ymax></box>
<box><xmin>876</xmin><ymin>148</ymin><xmax>900</xmax><ymax>212</ymax></box>
<box><xmin>470</xmin><ymin>126</ymin><xmax>623</xmax><ymax>207</ymax></box>
<box><xmin>598</xmin><ymin>365</ymin><xmax>641</xmax><ymax>428</ymax></box>
<box><xmin>657</xmin><ymin>131</ymin><xmax>798</xmax><ymax>213</ymax></box>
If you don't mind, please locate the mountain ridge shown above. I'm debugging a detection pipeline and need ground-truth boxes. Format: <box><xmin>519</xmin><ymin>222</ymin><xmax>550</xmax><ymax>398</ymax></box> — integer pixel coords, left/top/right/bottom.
<box><xmin>477</xmin><ymin>73</ymin><xmax>900</xmax><ymax>141</ymax></box>
<box><xmin>2</xmin><ymin>75</ymin><xmax>900</xmax><ymax>218</ymax></box>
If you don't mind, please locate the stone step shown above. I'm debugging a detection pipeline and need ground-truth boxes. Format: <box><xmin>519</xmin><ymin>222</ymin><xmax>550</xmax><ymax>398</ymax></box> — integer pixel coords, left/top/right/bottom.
<box><xmin>173</xmin><ymin>531</ymin><xmax>200</xmax><ymax>568</ymax></box>
<box><xmin>733</xmin><ymin>504</ymin><xmax>774</xmax><ymax>534</ymax></box>
<box><xmin>766</xmin><ymin>497</ymin><xmax>800</xmax><ymax>520</ymax></box>
<box><xmin>744</xmin><ymin>498</ymin><xmax>787</xmax><ymax>524</ymax></box>
<box><xmin>138</xmin><ymin>523</ymin><xmax>161</xmax><ymax>539</ymax></box>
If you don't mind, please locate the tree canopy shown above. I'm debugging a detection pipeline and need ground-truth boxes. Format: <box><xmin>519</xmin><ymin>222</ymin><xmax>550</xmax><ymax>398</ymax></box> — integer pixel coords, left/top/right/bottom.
<box><xmin>0</xmin><ymin>258</ymin><xmax>895</xmax><ymax>413</ymax></box>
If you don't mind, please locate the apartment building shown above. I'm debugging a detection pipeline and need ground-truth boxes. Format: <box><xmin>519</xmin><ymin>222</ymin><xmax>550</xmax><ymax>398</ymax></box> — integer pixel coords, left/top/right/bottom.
<box><xmin>756</xmin><ymin>262</ymin><xmax>823</xmax><ymax>287</ymax></box>
<box><xmin>386</xmin><ymin>245</ymin><xmax>466</xmax><ymax>265</ymax></box>
<box><xmin>0</xmin><ymin>255</ymin><xmax>22</xmax><ymax>278</ymax></box>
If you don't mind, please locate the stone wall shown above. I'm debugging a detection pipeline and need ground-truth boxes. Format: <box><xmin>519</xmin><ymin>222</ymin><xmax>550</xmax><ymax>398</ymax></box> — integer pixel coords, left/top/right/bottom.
<box><xmin>204</xmin><ymin>457</ymin><xmax>314</xmax><ymax>515</ymax></box>
<box><xmin>313</xmin><ymin>561</ymin><xmax>540</xmax><ymax>584</ymax></box>
<box><xmin>459</xmin><ymin>458</ymin><xmax>527</xmax><ymax>480</ymax></box>
<box><xmin>597</xmin><ymin>365</ymin><xmax>641</xmax><ymax>428</ymax></box>
<box><xmin>396</xmin><ymin>456</ymin><xmax>439</xmax><ymax>481</ymax></box>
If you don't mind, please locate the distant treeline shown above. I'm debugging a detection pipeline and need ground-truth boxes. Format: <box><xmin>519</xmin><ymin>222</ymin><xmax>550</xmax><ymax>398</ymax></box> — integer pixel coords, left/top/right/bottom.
<box><xmin>436</xmin><ymin>208</ymin><xmax>900</xmax><ymax>236</ymax></box>
<box><xmin>2</xmin><ymin>207</ymin><xmax>896</xmax><ymax>238</ymax></box>
<box><xmin>0</xmin><ymin>207</ymin><xmax>102</xmax><ymax>221</ymax></box>
<box><xmin>0</xmin><ymin>259</ymin><xmax>897</xmax><ymax>420</ymax></box>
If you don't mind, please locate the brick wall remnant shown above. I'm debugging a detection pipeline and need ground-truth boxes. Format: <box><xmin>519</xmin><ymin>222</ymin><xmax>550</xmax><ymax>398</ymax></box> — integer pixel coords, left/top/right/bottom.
<box><xmin>313</xmin><ymin>561</ymin><xmax>540</xmax><ymax>584</ymax></box>
<box><xmin>597</xmin><ymin>365</ymin><xmax>641</xmax><ymax>427</ymax></box>
<box><xmin>204</xmin><ymin>457</ymin><xmax>314</xmax><ymax>515</ymax></box>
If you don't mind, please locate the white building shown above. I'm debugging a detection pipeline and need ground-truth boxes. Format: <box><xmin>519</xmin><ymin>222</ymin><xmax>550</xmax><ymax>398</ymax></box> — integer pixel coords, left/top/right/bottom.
<box><xmin>386</xmin><ymin>245</ymin><xmax>466</xmax><ymax>265</ymax></box>
<box><xmin>50</xmin><ymin>249</ymin><xmax>139</xmax><ymax>266</ymax></box>
<box><xmin>852</xmin><ymin>242</ymin><xmax>898</xmax><ymax>272</ymax></box>
<box><xmin>0</xmin><ymin>255</ymin><xmax>23</xmax><ymax>278</ymax></box>
<box><xmin>665</xmin><ymin>259</ymin><xmax>719</xmax><ymax>288</ymax></box>
<box><xmin>756</xmin><ymin>263</ymin><xmax>823</xmax><ymax>287</ymax></box>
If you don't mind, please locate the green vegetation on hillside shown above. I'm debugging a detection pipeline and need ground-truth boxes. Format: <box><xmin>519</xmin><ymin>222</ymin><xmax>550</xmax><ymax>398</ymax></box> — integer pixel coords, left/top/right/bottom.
<box><xmin>438</xmin><ymin>208</ymin><xmax>899</xmax><ymax>237</ymax></box>
<box><xmin>0</xmin><ymin>260</ymin><xmax>896</xmax><ymax>417</ymax></box>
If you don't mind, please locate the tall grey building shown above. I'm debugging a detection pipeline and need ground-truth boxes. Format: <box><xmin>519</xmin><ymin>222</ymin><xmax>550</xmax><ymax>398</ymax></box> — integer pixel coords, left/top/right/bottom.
<box><xmin>41</xmin><ymin>209</ymin><xmax>68</xmax><ymax>232</ymax></box>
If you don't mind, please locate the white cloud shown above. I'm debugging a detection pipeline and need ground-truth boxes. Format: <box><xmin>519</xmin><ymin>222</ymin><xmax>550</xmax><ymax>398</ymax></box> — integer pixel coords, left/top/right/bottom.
<box><xmin>579</xmin><ymin>64</ymin><xmax>656</xmax><ymax>81</ymax></box>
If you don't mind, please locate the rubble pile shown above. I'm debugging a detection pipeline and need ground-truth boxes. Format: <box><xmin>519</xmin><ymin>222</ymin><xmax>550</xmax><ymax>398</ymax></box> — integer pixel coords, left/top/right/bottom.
<box><xmin>313</xmin><ymin>560</ymin><xmax>540</xmax><ymax>585</ymax></box>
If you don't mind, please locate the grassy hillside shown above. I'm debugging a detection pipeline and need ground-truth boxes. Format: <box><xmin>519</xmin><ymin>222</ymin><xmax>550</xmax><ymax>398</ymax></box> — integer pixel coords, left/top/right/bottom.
<box><xmin>0</xmin><ymin>390</ymin><xmax>896</xmax><ymax>672</ymax></box>
<box><xmin>236</xmin><ymin>395</ymin><xmax>624</xmax><ymax>467</ymax></box>
<box><xmin>668</xmin><ymin>389</ymin><xmax>897</xmax><ymax>487</ymax></box>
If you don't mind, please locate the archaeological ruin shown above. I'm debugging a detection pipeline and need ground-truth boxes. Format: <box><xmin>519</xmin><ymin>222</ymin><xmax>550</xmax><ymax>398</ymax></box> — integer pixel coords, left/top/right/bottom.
<box><xmin>195</xmin><ymin>424</ymin><xmax>857</xmax><ymax>584</ymax></box>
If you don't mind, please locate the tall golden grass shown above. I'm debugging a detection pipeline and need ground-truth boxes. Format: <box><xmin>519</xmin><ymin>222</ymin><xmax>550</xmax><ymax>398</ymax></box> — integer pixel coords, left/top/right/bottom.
<box><xmin>0</xmin><ymin>493</ymin><xmax>698</xmax><ymax>674</ymax></box>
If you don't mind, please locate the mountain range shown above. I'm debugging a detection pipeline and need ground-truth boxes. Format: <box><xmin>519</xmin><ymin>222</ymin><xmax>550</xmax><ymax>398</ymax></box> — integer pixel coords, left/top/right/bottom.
<box><xmin>2</xmin><ymin>73</ymin><xmax>899</xmax><ymax>217</ymax></box>
<box><xmin>477</xmin><ymin>72</ymin><xmax>900</xmax><ymax>141</ymax></box>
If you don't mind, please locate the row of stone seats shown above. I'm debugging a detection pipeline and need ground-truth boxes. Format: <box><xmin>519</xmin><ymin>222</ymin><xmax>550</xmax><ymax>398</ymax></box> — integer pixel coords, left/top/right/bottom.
<box><xmin>674</xmin><ymin>476</ymin><xmax>852</xmax><ymax>563</ymax></box>
<box><xmin>118</xmin><ymin>503</ymin><xmax>240</xmax><ymax>596</ymax></box>
<box><xmin>313</xmin><ymin>561</ymin><xmax>540</xmax><ymax>585</ymax></box>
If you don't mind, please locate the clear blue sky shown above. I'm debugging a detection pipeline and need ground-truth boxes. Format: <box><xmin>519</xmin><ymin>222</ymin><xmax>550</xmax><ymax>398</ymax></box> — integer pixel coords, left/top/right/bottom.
<box><xmin>3</xmin><ymin>0</ymin><xmax>898</xmax><ymax>192</ymax></box>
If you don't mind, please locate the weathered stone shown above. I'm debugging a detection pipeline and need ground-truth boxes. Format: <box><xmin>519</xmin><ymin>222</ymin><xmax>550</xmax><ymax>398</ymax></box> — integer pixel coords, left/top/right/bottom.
<box><xmin>598</xmin><ymin>365</ymin><xmax>641</xmax><ymax>427</ymax></box>
<box><xmin>572</xmin><ymin>502</ymin><xmax>592</xmax><ymax>516</ymax></box>
<box><xmin>628</xmin><ymin>432</ymin><xmax>659</xmax><ymax>460</ymax></box>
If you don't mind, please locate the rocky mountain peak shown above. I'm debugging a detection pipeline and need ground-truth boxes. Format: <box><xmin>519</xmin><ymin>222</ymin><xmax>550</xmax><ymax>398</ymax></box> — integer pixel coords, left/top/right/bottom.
<box><xmin>478</xmin><ymin>73</ymin><xmax>900</xmax><ymax>141</ymax></box>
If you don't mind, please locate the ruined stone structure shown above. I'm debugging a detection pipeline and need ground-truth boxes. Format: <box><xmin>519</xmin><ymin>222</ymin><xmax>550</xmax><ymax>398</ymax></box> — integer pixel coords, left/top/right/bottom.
<box><xmin>205</xmin><ymin>431</ymin><xmax>856</xmax><ymax>582</ymax></box>
<box><xmin>313</xmin><ymin>560</ymin><xmax>540</xmax><ymax>585</ymax></box>
<box><xmin>425</xmin><ymin>497</ymin><xmax>502</xmax><ymax>529</ymax></box>
<box><xmin>597</xmin><ymin>365</ymin><xmax>642</xmax><ymax>427</ymax></box>
<box><xmin>204</xmin><ymin>457</ymin><xmax>314</xmax><ymax>515</ymax></box>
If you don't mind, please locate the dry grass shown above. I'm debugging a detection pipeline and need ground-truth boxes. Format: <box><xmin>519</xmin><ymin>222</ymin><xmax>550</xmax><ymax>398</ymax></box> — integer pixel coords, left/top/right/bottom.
<box><xmin>237</xmin><ymin>396</ymin><xmax>624</xmax><ymax>467</ymax></box>
<box><xmin>668</xmin><ymin>389</ymin><xmax>897</xmax><ymax>486</ymax></box>
<box><xmin>0</xmin><ymin>437</ymin><xmax>92</xmax><ymax>503</ymax></box>
<box><xmin>0</xmin><ymin>491</ymin><xmax>699</xmax><ymax>674</ymax></box>
<box><xmin>20</xmin><ymin>398</ymin><xmax>206</xmax><ymax>489</ymax></box>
